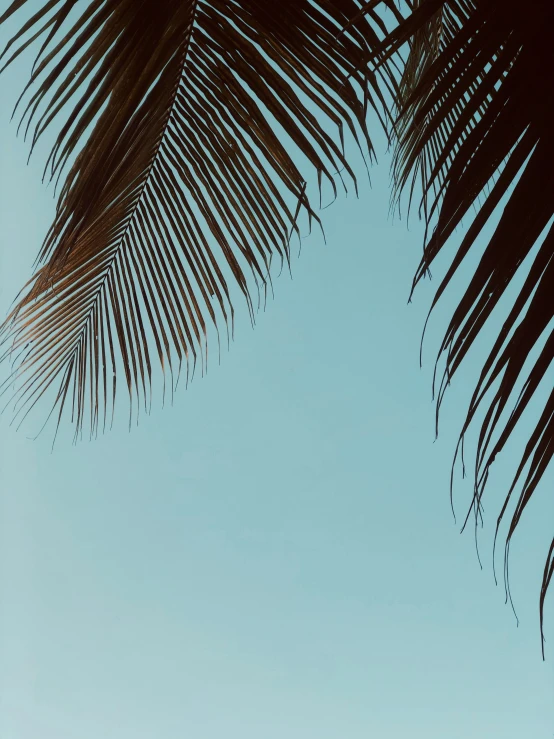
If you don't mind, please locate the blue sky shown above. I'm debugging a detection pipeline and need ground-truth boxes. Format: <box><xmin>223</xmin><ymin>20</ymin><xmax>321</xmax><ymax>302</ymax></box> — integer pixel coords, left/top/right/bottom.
<box><xmin>0</xmin><ymin>6</ymin><xmax>553</xmax><ymax>738</ymax></box>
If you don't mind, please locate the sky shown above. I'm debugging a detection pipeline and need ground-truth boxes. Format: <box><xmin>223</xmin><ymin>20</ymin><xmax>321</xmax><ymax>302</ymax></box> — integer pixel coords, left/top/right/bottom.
<box><xmin>0</xmin><ymin>5</ymin><xmax>553</xmax><ymax>739</ymax></box>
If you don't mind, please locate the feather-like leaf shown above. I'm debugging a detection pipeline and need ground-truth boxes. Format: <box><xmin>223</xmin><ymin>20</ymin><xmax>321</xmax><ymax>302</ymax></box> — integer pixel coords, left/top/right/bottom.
<box><xmin>0</xmin><ymin>0</ymin><xmax>399</xmax><ymax>439</ymax></box>
<box><xmin>366</xmin><ymin>0</ymin><xmax>554</xmax><ymax>651</ymax></box>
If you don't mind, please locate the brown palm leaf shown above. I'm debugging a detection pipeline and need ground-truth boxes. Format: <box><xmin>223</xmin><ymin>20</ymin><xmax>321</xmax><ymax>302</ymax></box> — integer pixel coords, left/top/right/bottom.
<box><xmin>367</xmin><ymin>0</ymin><xmax>554</xmax><ymax>652</ymax></box>
<box><xmin>0</xmin><ymin>0</ymin><xmax>400</xmax><ymax>439</ymax></box>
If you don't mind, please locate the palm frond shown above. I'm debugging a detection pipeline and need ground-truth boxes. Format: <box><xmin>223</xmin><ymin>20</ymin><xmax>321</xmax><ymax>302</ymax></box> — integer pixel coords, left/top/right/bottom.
<box><xmin>390</xmin><ymin>0</ymin><xmax>474</xmax><ymax>218</ymax></box>
<box><xmin>0</xmin><ymin>0</ymin><xmax>399</xmax><ymax>439</ymax></box>
<box><xmin>368</xmin><ymin>0</ymin><xmax>554</xmax><ymax>651</ymax></box>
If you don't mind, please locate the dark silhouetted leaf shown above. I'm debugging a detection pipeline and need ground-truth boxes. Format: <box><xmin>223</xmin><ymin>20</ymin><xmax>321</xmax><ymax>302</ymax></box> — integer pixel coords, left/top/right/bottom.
<box><xmin>366</xmin><ymin>0</ymin><xmax>554</xmax><ymax>652</ymax></box>
<box><xmin>0</xmin><ymin>0</ymin><xmax>399</xmax><ymax>440</ymax></box>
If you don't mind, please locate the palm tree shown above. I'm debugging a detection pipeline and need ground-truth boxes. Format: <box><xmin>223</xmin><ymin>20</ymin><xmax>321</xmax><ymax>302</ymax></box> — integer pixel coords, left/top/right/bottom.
<box><xmin>0</xmin><ymin>0</ymin><xmax>551</xmax><ymax>651</ymax></box>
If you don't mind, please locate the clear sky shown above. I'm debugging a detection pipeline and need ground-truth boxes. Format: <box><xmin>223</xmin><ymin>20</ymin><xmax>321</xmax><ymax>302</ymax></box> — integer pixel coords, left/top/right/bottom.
<box><xmin>0</xmin><ymin>7</ymin><xmax>553</xmax><ymax>739</ymax></box>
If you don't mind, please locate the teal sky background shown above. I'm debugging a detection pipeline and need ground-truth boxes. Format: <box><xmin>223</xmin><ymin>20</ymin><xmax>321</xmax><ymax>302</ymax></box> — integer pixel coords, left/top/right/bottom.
<box><xmin>0</xmin><ymin>6</ymin><xmax>553</xmax><ymax>738</ymax></box>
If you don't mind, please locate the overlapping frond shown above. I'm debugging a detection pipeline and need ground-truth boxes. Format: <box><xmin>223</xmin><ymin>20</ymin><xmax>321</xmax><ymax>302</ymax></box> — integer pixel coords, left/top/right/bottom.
<box><xmin>368</xmin><ymin>0</ymin><xmax>554</xmax><ymax>650</ymax></box>
<box><xmin>0</xmin><ymin>0</ymin><xmax>400</xmax><ymax>439</ymax></box>
<box><xmin>390</xmin><ymin>0</ymin><xmax>475</xmax><ymax>217</ymax></box>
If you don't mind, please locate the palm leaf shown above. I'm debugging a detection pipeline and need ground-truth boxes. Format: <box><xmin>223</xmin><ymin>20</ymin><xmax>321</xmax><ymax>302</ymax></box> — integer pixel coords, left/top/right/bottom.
<box><xmin>390</xmin><ymin>0</ymin><xmax>474</xmax><ymax>218</ymax></box>
<box><xmin>368</xmin><ymin>0</ymin><xmax>554</xmax><ymax>652</ymax></box>
<box><xmin>0</xmin><ymin>0</ymin><xmax>400</xmax><ymax>439</ymax></box>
